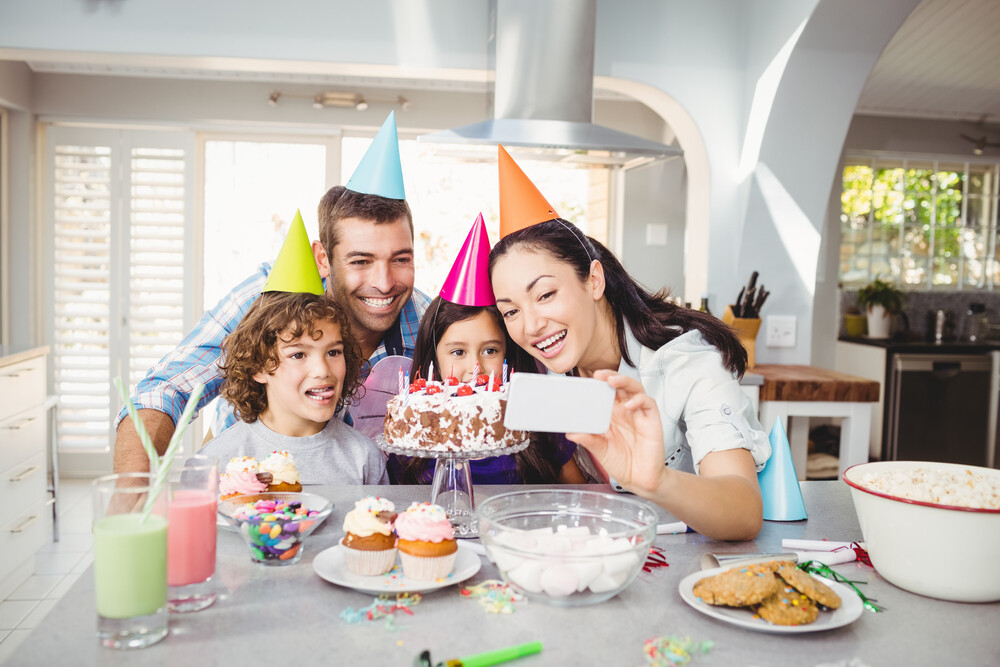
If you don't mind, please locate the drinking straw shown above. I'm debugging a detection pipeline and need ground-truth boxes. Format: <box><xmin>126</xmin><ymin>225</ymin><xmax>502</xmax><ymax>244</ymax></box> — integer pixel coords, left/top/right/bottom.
<box><xmin>113</xmin><ymin>377</ymin><xmax>159</xmax><ymax>476</ymax></box>
<box><xmin>140</xmin><ymin>383</ymin><xmax>204</xmax><ymax>523</ymax></box>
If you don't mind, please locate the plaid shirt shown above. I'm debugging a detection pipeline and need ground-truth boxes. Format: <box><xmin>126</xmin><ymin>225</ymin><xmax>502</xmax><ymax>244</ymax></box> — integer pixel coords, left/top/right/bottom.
<box><xmin>116</xmin><ymin>262</ymin><xmax>430</xmax><ymax>435</ymax></box>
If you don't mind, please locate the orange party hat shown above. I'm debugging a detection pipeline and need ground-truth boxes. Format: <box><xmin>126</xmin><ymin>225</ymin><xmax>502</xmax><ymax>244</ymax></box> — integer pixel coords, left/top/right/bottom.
<box><xmin>498</xmin><ymin>145</ymin><xmax>559</xmax><ymax>238</ymax></box>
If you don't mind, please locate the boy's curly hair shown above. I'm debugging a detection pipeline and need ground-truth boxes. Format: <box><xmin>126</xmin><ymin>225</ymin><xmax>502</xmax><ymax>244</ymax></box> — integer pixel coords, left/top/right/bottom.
<box><xmin>219</xmin><ymin>291</ymin><xmax>366</xmax><ymax>422</ymax></box>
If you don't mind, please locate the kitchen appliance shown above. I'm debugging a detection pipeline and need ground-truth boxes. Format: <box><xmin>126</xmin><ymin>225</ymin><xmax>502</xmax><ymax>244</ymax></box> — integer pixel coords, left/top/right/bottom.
<box><xmin>418</xmin><ymin>0</ymin><xmax>682</xmax><ymax>160</ymax></box>
<box><xmin>885</xmin><ymin>353</ymin><xmax>999</xmax><ymax>467</ymax></box>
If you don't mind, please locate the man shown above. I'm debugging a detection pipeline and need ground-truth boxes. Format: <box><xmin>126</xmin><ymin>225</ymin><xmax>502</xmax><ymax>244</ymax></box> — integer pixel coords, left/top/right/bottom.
<box><xmin>113</xmin><ymin>112</ymin><xmax>430</xmax><ymax>473</ymax></box>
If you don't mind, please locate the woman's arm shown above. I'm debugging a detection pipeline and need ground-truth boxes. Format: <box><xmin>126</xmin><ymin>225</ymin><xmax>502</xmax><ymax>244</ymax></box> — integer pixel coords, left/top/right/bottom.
<box><xmin>566</xmin><ymin>370</ymin><xmax>763</xmax><ymax>540</ymax></box>
<box><xmin>557</xmin><ymin>457</ymin><xmax>588</xmax><ymax>483</ymax></box>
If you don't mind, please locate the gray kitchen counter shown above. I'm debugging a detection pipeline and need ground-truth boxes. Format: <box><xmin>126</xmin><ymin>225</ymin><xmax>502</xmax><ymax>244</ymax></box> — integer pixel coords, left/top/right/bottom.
<box><xmin>9</xmin><ymin>482</ymin><xmax>999</xmax><ymax>665</ymax></box>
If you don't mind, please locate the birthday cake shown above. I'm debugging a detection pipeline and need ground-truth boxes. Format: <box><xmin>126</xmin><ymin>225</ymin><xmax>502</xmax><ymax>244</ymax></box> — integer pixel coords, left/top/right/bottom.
<box><xmin>383</xmin><ymin>375</ymin><xmax>528</xmax><ymax>453</ymax></box>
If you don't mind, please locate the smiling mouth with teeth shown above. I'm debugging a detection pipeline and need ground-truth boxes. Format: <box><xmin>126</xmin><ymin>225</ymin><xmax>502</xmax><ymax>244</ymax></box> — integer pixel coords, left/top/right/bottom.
<box><xmin>305</xmin><ymin>386</ymin><xmax>337</xmax><ymax>401</ymax></box>
<box><xmin>534</xmin><ymin>330</ymin><xmax>567</xmax><ymax>352</ymax></box>
<box><xmin>360</xmin><ymin>295</ymin><xmax>396</xmax><ymax>308</ymax></box>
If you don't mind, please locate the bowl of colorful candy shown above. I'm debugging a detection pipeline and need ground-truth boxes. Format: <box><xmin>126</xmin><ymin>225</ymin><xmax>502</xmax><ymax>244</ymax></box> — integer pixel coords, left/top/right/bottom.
<box><xmin>218</xmin><ymin>492</ymin><xmax>333</xmax><ymax>566</ymax></box>
<box><xmin>476</xmin><ymin>489</ymin><xmax>658</xmax><ymax>606</ymax></box>
<box><xmin>843</xmin><ymin>461</ymin><xmax>1000</xmax><ymax>602</ymax></box>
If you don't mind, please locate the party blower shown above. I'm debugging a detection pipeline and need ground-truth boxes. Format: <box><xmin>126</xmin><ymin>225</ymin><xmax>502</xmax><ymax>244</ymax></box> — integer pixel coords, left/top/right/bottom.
<box><xmin>415</xmin><ymin>641</ymin><xmax>543</xmax><ymax>667</ymax></box>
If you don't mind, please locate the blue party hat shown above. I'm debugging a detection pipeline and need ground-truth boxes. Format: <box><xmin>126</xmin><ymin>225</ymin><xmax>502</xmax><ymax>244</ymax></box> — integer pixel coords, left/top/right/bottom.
<box><xmin>345</xmin><ymin>111</ymin><xmax>405</xmax><ymax>200</ymax></box>
<box><xmin>757</xmin><ymin>418</ymin><xmax>807</xmax><ymax>521</ymax></box>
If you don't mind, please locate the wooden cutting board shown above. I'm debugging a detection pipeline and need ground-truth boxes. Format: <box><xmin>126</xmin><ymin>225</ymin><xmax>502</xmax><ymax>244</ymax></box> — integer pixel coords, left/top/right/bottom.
<box><xmin>750</xmin><ymin>364</ymin><xmax>879</xmax><ymax>402</ymax></box>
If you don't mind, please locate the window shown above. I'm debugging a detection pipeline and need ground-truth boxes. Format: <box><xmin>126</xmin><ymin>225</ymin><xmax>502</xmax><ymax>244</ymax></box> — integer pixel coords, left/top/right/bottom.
<box><xmin>46</xmin><ymin>126</ymin><xmax>194</xmax><ymax>472</ymax></box>
<box><xmin>840</xmin><ymin>155</ymin><xmax>999</xmax><ymax>289</ymax></box>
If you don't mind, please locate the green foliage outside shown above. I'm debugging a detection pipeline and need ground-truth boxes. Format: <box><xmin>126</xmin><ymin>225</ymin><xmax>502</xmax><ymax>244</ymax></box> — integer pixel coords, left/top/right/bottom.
<box><xmin>840</xmin><ymin>162</ymin><xmax>994</xmax><ymax>288</ymax></box>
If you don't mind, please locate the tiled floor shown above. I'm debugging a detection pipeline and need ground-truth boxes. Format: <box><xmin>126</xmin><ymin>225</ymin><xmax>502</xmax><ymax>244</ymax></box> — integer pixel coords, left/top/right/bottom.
<box><xmin>0</xmin><ymin>479</ymin><xmax>95</xmax><ymax>664</ymax></box>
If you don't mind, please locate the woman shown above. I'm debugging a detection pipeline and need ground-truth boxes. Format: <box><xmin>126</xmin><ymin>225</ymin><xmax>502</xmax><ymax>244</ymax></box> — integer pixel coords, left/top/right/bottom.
<box><xmin>488</xmin><ymin>219</ymin><xmax>771</xmax><ymax>540</ymax></box>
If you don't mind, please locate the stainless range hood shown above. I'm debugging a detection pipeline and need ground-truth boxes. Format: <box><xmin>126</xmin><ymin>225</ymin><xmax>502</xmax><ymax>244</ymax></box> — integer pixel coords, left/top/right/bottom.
<box><xmin>419</xmin><ymin>0</ymin><xmax>682</xmax><ymax>161</ymax></box>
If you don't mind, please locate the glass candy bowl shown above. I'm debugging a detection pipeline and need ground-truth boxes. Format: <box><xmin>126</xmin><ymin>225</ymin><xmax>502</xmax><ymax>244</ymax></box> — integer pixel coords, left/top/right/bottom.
<box><xmin>218</xmin><ymin>492</ymin><xmax>333</xmax><ymax>566</ymax></box>
<box><xmin>476</xmin><ymin>489</ymin><xmax>658</xmax><ymax>606</ymax></box>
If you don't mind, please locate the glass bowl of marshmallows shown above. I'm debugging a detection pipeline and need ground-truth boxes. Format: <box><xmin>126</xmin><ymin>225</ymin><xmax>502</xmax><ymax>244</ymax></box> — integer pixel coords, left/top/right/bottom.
<box><xmin>476</xmin><ymin>489</ymin><xmax>658</xmax><ymax>606</ymax></box>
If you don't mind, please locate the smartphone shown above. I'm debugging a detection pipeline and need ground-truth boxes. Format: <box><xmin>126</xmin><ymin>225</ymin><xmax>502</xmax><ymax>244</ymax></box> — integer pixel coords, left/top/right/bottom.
<box><xmin>503</xmin><ymin>373</ymin><xmax>614</xmax><ymax>434</ymax></box>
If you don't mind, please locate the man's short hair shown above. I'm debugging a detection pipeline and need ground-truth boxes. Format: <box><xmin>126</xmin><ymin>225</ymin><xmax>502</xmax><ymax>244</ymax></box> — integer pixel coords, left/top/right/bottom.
<box><xmin>318</xmin><ymin>186</ymin><xmax>413</xmax><ymax>260</ymax></box>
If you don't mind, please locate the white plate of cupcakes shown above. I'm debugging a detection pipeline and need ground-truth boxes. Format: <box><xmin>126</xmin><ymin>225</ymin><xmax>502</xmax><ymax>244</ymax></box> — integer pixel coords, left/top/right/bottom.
<box><xmin>313</xmin><ymin>498</ymin><xmax>481</xmax><ymax>595</ymax></box>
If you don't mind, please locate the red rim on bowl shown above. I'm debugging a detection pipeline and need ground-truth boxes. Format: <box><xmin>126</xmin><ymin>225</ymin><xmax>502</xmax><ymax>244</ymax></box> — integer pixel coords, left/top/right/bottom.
<box><xmin>842</xmin><ymin>462</ymin><xmax>1000</xmax><ymax>514</ymax></box>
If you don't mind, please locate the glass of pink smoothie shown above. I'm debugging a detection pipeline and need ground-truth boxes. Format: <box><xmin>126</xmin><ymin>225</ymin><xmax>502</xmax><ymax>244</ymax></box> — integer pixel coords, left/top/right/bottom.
<box><xmin>92</xmin><ymin>472</ymin><xmax>169</xmax><ymax>649</ymax></box>
<box><xmin>167</xmin><ymin>455</ymin><xmax>218</xmax><ymax>612</ymax></box>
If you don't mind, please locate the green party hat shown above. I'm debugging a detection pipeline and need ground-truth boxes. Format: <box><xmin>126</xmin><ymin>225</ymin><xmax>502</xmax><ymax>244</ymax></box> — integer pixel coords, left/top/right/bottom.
<box><xmin>262</xmin><ymin>210</ymin><xmax>325</xmax><ymax>295</ymax></box>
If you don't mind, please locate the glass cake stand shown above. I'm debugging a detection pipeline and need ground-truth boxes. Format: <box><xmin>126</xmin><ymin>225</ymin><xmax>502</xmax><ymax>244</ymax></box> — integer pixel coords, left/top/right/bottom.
<box><xmin>376</xmin><ymin>436</ymin><xmax>529</xmax><ymax>537</ymax></box>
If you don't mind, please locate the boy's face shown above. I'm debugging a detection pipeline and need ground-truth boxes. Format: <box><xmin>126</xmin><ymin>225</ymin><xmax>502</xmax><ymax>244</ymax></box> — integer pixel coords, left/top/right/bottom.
<box><xmin>435</xmin><ymin>310</ymin><xmax>507</xmax><ymax>383</ymax></box>
<box><xmin>254</xmin><ymin>320</ymin><xmax>346</xmax><ymax>437</ymax></box>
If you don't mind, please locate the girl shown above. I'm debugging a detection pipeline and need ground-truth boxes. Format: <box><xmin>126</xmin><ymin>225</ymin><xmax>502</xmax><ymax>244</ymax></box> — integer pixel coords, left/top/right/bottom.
<box><xmin>388</xmin><ymin>295</ymin><xmax>586</xmax><ymax>484</ymax></box>
<box><xmin>489</xmin><ymin>177</ymin><xmax>770</xmax><ymax>539</ymax></box>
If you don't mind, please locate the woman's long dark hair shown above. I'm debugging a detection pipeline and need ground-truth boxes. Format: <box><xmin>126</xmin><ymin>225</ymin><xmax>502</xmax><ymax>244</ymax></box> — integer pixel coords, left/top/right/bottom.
<box><xmin>488</xmin><ymin>219</ymin><xmax>747</xmax><ymax>376</ymax></box>
<box><xmin>389</xmin><ymin>296</ymin><xmax>561</xmax><ymax>484</ymax></box>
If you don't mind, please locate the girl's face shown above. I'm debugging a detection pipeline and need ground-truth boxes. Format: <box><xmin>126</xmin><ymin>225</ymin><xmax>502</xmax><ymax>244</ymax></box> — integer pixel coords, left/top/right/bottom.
<box><xmin>435</xmin><ymin>310</ymin><xmax>506</xmax><ymax>382</ymax></box>
<box><xmin>491</xmin><ymin>248</ymin><xmax>604</xmax><ymax>375</ymax></box>
<box><xmin>254</xmin><ymin>320</ymin><xmax>346</xmax><ymax>437</ymax></box>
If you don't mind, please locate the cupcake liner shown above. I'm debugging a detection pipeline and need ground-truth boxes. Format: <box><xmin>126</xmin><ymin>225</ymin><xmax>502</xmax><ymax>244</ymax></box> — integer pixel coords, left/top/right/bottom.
<box><xmin>343</xmin><ymin>547</ymin><xmax>398</xmax><ymax>576</ymax></box>
<box><xmin>399</xmin><ymin>551</ymin><xmax>457</xmax><ymax>581</ymax></box>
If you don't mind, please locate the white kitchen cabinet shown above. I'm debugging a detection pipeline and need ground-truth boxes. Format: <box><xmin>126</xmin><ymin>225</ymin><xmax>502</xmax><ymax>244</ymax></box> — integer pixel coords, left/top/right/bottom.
<box><xmin>0</xmin><ymin>347</ymin><xmax>52</xmax><ymax>599</ymax></box>
<box><xmin>835</xmin><ymin>341</ymin><xmax>887</xmax><ymax>460</ymax></box>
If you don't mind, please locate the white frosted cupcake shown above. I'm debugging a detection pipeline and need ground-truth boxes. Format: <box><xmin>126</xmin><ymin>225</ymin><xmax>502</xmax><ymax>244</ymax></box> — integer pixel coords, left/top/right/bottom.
<box><xmin>341</xmin><ymin>496</ymin><xmax>398</xmax><ymax>575</ymax></box>
<box><xmin>393</xmin><ymin>502</ymin><xmax>457</xmax><ymax>580</ymax></box>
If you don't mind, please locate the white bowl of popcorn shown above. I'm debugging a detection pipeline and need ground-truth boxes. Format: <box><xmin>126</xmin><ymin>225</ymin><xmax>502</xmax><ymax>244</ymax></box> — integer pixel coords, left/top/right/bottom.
<box><xmin>476</xmin><ymin>489</ymin><xmax>658</xmax><ymax>606</ymax></box>
<box><xmin>843</xmin><ymin>460</ymin><xmax>1000</xmax><ymax>602</ymax></box>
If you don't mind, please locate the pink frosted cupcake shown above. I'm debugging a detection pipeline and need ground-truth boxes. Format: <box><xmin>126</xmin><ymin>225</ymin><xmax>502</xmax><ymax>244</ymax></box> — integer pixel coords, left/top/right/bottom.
<box><xmin>394</xmin><ymin>502</ymin><xmax>457</xmax><ymax>580</ymax></box>
<box><xmin>219</xmin><ymin>456</ymin><xmax>269</xmax><ymax>500</ymax></box>
<box><xmin>341</xmin><ymin>496</ymin><xmax>398</xmax><ymax>575</ymax></box>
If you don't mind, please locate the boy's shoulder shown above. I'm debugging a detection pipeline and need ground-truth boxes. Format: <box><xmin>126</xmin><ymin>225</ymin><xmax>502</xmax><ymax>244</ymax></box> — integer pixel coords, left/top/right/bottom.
<box><xmin>323</xmin><ymin>418</ymin><xmax>377</xmax><ymax>447</ymax></box>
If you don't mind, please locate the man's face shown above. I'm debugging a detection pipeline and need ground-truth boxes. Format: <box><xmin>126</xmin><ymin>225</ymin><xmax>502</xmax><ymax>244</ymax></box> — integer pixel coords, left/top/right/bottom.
<box><xmin>326</xmin><ymin>217</ymin><xmax>415</xmax><ymax>344</ymax></box>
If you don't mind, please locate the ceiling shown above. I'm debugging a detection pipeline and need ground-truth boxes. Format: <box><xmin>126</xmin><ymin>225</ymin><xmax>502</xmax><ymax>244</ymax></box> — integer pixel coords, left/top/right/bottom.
<box><xmin>19</xmin><ymin>0</ymin><xmax>1000</xmax><ymax>126</ymax></box>
<box><xmin>855</xmin><ymin>0</ymin><xmax>1000</xmax><ymax>123</ymax></box>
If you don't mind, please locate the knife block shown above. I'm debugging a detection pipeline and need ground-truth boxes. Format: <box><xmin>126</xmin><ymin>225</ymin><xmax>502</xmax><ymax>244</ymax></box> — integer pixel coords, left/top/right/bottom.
<box><xmin>722</xmin><ymin>306</ymin><xmax>762</xmax><ymax>368</ymax></box>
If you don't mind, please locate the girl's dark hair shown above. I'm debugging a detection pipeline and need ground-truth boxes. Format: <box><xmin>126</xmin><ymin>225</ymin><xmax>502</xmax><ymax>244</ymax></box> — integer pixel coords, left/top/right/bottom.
<box><xmin>390</xmin><ymin>296</ymin><xmax>561</xmax><ymax>484</ymax></box>
<box><xmin>488</xmin><ymin>219</ymin><xmax>747</xmax><ymax>376</ymax></box>
<box><xmin>219</xmin><ymin>291</ymin><xmax>366</xmax><ymax>422</ymax></box>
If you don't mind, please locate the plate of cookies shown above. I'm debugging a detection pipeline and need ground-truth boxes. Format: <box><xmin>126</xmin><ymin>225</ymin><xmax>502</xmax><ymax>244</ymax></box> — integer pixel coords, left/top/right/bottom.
<box><xmin>678</xmin><ymin>560</ymin><xmax>863</xmax><ymax>633</ymax></box>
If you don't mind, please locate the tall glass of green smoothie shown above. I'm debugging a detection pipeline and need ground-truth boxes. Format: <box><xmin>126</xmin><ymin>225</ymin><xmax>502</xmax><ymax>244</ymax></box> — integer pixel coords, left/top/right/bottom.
<box><xmin>92</xmin><ymin>472</ymin><xmax>169</xmax><ymax>649</ymax></box>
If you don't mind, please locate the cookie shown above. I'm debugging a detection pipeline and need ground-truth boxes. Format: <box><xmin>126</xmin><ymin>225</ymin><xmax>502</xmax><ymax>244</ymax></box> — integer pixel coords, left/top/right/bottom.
<box><xmin>755</xmin><ymin>586</ymin><xmax>820</xmax><ymax>626</ymax></box>
<box><xmin>776</xmin><ymin>564</ymin><xmax>842</xmax><ymax>609</ymax></box>
<box><xmin>692</xmin><ymin>563</ymin><xmax>782</xmax><ymax>607</ymax></box>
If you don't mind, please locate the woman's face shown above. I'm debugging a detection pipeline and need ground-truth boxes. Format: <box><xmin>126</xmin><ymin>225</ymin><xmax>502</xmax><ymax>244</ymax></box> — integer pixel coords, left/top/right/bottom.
<box><xmin>491</xmin><ymin>248</ymin><xmax>603</xmax><ymax>375</ymax></box>
<box><xmin>434</xmin><ymin>310</ymin><xmax>506</xmax><ymax>382</ymax></box>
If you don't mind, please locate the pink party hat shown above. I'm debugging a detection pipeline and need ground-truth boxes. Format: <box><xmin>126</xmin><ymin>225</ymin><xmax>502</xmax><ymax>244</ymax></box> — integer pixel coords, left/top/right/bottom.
<box><xmin>439</xmin><ymin>214</ymin><xmax>495</xmax><ymax>306</ymax></box>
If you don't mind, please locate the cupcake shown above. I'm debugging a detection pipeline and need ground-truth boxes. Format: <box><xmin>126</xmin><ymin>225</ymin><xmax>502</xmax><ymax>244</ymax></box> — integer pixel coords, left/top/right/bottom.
<box><xmin>260</xmin><ymin>450</ymin><xmax>303</xmax><ymax>492</ymax></box>
<box><xmin>219</xmin><ymin>456</ymin><xmax>270</xmax><ymax>500</ymax></box>
<box><xmin>394</xmin><ymin>502</ymin><xmax>458</xmax><ymax>580</ymax></box>
<box><xmin>341</xmin><ymin>497</ymin><xmax>398</xmax><ymax>575</ymax></box>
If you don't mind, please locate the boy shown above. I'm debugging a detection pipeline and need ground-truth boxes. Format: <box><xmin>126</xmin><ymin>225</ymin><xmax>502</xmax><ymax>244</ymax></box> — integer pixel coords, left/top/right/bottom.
<box><xmin>200</xmin><ymin>290</ymin><xmax>388</xmax><ymax>484</ymax></box>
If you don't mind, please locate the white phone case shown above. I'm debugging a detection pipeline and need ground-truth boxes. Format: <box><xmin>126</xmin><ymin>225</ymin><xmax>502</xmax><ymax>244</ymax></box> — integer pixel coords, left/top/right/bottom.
<box><xmin>503</xmin><ymin>373</ymin><xmax>614</xmax><ymax>434</ymax></box>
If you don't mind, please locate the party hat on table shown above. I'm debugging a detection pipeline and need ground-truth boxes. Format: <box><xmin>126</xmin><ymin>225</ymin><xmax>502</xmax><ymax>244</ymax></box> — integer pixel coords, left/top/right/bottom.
<box><xmin>346</xmin><ymin>111</ymin><xmax>406</xmax><ymax>200</ymax></box>
<box><xmin>439</xmin><ymin>213</ymin><xmax>495</xmax><ymax>306</ymax></box>
<box><xmin>498</xmin><ymin>145</ymin><xmax>559</xmax><ymax>238</ymax></box>
<box><xmin>263</xmin><ymin>210</ymin><xmax>325</xmax><ymax>295</ymax></box>
<box><xmin>757</xmin><ymin>417</ymin><xmax>808</xmax><ymax>521</ymax></box>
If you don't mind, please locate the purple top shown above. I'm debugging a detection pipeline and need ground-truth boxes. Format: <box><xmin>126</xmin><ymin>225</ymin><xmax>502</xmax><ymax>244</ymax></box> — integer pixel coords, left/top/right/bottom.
<box><xmin>387</xmin><ymin>435</ymin><xmax>576</xmax><ymax>485</ymax></box>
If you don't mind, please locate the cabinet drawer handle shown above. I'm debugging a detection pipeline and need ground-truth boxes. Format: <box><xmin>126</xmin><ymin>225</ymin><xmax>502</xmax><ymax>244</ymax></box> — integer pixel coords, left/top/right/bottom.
<box><xmin>9</xmin><ymin>465</ymin><xmax>41</xmax><ymax>482</ymax></box>
<box><xmin>1</xmin><ymin>416</ymin><xmax>38</xmax><ymax>430</ymax></box>
<box><xmin>0</xmin><ymin>367</ymin><xmax>36</xmax><ymax>378</ymax></box>
<box><xmin>10</xmin><ymin>514</ymin><xmax>40</xmax><ymax>533</ymax></box>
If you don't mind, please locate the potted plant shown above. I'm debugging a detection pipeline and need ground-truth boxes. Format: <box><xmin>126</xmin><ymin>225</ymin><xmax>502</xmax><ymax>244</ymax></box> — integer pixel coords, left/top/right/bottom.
<box><xmin>857</xmin><ymin>277</ymin><xmax>906</xmax><ymax>339</ymax></box>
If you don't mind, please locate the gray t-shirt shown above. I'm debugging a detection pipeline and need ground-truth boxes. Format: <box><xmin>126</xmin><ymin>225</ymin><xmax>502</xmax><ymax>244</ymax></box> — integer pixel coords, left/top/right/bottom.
<box><xmin>199</xmin><ymin>418</ymin><xmax>388</xmax><ymax>485</ymax></box>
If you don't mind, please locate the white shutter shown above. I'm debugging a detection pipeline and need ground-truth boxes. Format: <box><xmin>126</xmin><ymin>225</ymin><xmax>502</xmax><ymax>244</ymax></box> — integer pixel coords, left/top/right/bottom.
<box><xmin>52</xmin><ymin>143</ymin><xmax>114</xmax><ymax>449</ymax></box>
<box><xmin>47</xmin><ymin>127</ymin><xmax>194</xmax><ymax>467</ymax></box>
<box><xmin>127</xmin><ymin>147</ymin><xmax>186</xmax><ymax>386</ymax></box>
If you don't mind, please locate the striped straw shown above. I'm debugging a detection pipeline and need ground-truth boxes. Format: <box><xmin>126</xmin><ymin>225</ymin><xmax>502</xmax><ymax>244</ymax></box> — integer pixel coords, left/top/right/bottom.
<box><xmin>113</xmin><ymin>377</ymin><xmax>159</xmax><ymax>476</ymax></box>
<box><xmin>140</xmin><ymin>383</ymin><xmax>204</xmax><ymax>524</ymax></box>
